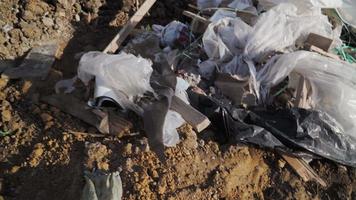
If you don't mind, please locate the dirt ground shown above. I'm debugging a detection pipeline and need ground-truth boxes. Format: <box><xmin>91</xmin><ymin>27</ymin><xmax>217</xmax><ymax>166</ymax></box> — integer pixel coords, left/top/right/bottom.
<box><xmin>1</xmin><ymin>1</ymin><xmax>356</xmax><ymax>199</ymax></box>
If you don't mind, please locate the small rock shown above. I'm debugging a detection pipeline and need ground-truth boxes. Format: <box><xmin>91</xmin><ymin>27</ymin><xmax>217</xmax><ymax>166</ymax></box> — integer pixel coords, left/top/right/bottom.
<box><xmin>44</xmin><ymin>121</ymin><xmax>54</xmax><ymax>130</ymax></box>
<box><xmin>62</xmin><ymin>133</ymin><xmax>69</xmax><ymax>141</ymax></box>
<box><xmin>74</xmin><ymin>3</ymin><xmax>82</xmax><ymax>12</ymax></box>
<box><xmin>21</xmin><ymin>80</ymin><xmax>32</xmax><ymax>94</ymax></box>
<box><xmin>49</xmin><ymin>106</ymin><xmax>60</xmax><ymax>114</ymax></box>
<box><xmin>40</xmin><ymin>104</ymin><xmax>47</xmax><ymax>110</ymax></box>
<box><xmin>98</xmin><ymin>162</ymin><xmax>109</xmax><ymax>171</ymax></box>
<box><xmin>123</xmin><ymin>143</ymin><xmax>133</xmax><ymax>156</ymax></box>
<box><xmin>57</xmin><ymin>11</ymin><xmax>66</xmax><ymax>17</ymax></box>
<box><xmin>2</xmin><ymin>110</ymin><xmax>11</xmax><ymax>122</ymax></box>
<box><xmin>278</xmin><ymin>159</ymin><xmax>286</xmax><ymax>168</ymax></box>
<box><xmin>125</xmin><ymin>158</ymin><xmax>133</xmax><ymax>172</ymax></box>
<box><xmin>22</xmin><ymin>10</ymin><xmax>35</xmax><ymax>21</ymax></box>
<box><xmin>33</xmin><ymin>144</ymin><xmax>44</xmax><ymax>157</ymax></box>
<box><xmin>42</xmin><ymin>17</ymin><xmax>54</xmax><ymax>27</ymax></box>
<box><xmin>40</xmin><ymin>113</ymin><xmax>53</xmax><ymax>122</ymax></box>
<box><xmin>74</xmin><ymin>14</ymin><xmax>80</xmax><ymax>22</ymax></box>
<box><xmin>134</xmin><ymin>146</ymin><xmax>140</xmax><ymax>154</ymax></box>
<box><xmin>57</xmin><ymin>0</ymin><xmax>74</xmax><ymax>9</ymax></box>
<box><xmin>10</xmin><ymin>166</ymin><xmax>20</xmax><ymax>173</ymax></box>
<box><xmin>158</xmin><ymin>183</ymin><xmax>166</xmax><ymax>194</ymax></box>
<box><xmin>2</xmin><ymin>24</ymin><xmax>13</xmax><ymax>33</ymax></box>
<box><xmin>32</xmin><ymin>106</ymin><xmax>41</xmax><ymax>114</ymax></box>
<box><xmin>152</xmin><ymin>170</ymin><xmax>159</xmax><ymax>178</ymax></box>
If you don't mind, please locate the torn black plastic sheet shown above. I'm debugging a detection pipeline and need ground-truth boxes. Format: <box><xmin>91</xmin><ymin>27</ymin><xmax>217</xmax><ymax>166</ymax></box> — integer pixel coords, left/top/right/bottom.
<box><xmin>190</xmin><ymin>93</ymin><xmax>356</xmax><ymax>167</ymax></box>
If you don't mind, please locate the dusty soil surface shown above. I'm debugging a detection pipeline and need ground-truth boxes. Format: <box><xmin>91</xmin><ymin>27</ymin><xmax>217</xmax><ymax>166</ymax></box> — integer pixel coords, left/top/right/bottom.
<box><xmin>1</xmin><ymin>1</ymin><xmax>356</xmax><ymax>200</ymax></box>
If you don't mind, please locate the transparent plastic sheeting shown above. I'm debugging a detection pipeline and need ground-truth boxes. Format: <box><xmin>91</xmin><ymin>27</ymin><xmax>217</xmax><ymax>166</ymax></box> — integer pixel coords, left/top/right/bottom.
<box><xmin>77</xmin><ymin>51</ymin><xmax>186</xmax><ymax>147</ymax></box>
<box><xmin>256</xmin><ymin>50</ymin><xmax>356</xmax><ymax>139</ymax></box>
<box><xmin>77</xmin><ymin>51</ymin><xmax>154</xmax><ymax>114</ymax></box>
<box><xmin>203</xmin><ymin>3</ymin><xmax>338</xmax><ymax>63</ymax></box>
<box><xmin>258</xmin><ymin>0</ymin><xmax>355</xmax><ymax>8</ymax></box>
<box><xmin>197</xmin><ymin>0</ymin><xmax>253</xmax><ymax>10</ymax></box>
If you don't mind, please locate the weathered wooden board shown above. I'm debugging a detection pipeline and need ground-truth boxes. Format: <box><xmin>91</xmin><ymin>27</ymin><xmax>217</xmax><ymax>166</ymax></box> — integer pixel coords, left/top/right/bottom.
<box><xmin>103</xmin><ymin>0</ymin><xmax>157</xmax><ymax>53</ymax></box>
<box><xmin>171</xmin><ymin>95</ymin><xmax>210</xmax><ymax>132</ymax></box>
<box><xmin>282</xmin><ymin>154</ymin><xmax>327</xmax><ymax>187</ymax></box>
<box><xmin>41</xmin><ymin>94</ymin><xmax>132</xmax><ymax>136</ymax></box>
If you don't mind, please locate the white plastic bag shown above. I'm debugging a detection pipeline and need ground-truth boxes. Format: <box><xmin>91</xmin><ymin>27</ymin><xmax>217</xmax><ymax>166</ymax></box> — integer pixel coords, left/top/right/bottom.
<box><xmin>203</xmin><ymin>3</ymin><xmax>336</xmax><ymax>62</ymax></box>
<box><xmin>243</xmin><ymin>3</ymin><xmax>336</xmax><ymax>61</ymax></box>
<box><xmin>256</xmin><ymin>50</ymin><xmax>356</xmax><ymax>138</ymax></box>
<box><xmin>163</xmin><ymin>110</ymin><xmax>185</xmax><ymax>146</ymax></box>
<box><xmin>203</xmin><ymin>17</ymin><xmax>250</xmax><ymax>60</ymax></box>
<box><xmin>162</xmin><ymin>77</ymin><xmax>189</xmax><ymax>147</ymax></box>
<box><xmin>175</xmin><ymin>77</ymin><xmax>190</xmax><ymax>104</ymax></box>
<box><xmin>77</xmin><ymin>51</ymin><xmax>154</xmax><ymax>114</ymax></box>
<box><xmin>210</xmin><ymin>9</ymin><xmax>236</xmax><ymax>22</ymax></box>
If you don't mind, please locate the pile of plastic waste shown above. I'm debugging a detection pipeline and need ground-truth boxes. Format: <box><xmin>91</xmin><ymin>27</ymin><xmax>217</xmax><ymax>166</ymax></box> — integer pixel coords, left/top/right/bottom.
<box><xmin>57</xmin><ymin>0</ymin><xmax>356</xmax><ymax>169</ymax></box>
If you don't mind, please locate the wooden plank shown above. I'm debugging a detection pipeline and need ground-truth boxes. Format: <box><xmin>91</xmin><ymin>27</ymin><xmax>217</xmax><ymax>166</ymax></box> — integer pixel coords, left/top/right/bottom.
<box><xmin>2</xmin><ymin>43</ymin><xmax>59</xmax><ymax>80</ymax></box>
<box><xmin>41</xmin><ymin>94</ymin><xmax>100</xmax><ymax>127</ymax></box>
<box><xmin>282</xmin><ymin>154</ymin><xmax>327</xmax><ymax>187</ymax></box>
<box><xmin>305</xmin><ymin>33</ymin><xmax>333</xmax><ymax>52</ymax></box>
<box><xmin>68</xmin><ymin>131</ymin><xmax>106</xmax><ymax>138</ymax></box>
<box><xmin>295</xmin><ymin>76</ymin><xmax>305</xmax><ymax>107</ymax></box>
<box><xmin>41</xmin><ymin>94</ymin><xmax>132</xmax><ymax>136</ymax></box>
<box><xmin>103</xmin><ymin>0</ymin><xmax>156</xmax><ymax>53</ymax></box>
<box><xmin>306</xmin><ymin>44</ymin><xmax>340</xmax><ymax>60</ymax></box>
<box><xmin>171</xmin><ymin>95</ymin><xmax>210</xmax><ymax>132</ymax></box>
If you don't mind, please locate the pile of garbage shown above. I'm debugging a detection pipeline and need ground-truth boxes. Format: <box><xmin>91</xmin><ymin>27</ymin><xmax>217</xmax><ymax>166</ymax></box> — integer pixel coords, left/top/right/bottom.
<box><xmin>50</xmin><ymin>0</ymin><xmax>356</xmax><ymax>197</ymax></box>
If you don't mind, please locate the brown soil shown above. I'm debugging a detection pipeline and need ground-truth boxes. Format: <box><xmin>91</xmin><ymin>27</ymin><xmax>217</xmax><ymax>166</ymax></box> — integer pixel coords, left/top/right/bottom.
<box><xmin>1</xmin><ymin>1</ymin><xmax>356</xmax><ymax>200</ymax></box>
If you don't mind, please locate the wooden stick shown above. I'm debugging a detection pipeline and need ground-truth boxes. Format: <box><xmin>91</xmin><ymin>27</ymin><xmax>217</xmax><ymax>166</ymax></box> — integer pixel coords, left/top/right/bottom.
<box><xmin>41</xmin><ymin>94</ymin><xmax>132</xmax><ymax>136</ymax></box>
<box><xmin>68</xmin><ymin>131</ymin><xmax>106</xmax><ymax>138</ymax></box>
<box><xmin>171</xmin><ymin>95</ymin><xmax>210</xmax><ymax>132</ymax></box>
<box><xmin>183</xmin><ymin>10</ymin><xmax>211</xmax><ymax>24</ymax></box>
<box><xmin>282</xmin><ymin>154</ymin><xmax>327</xmax><ymax>187</ymax></box>
<box><xmin>306</xmin><ymin>44</ymin><xmax>340</xmax><ymax>60</ymax></box>
<box><xmin>103</xmin><ymin>0</ymin><xmax>157</xmax><ymax>53</ymax></box>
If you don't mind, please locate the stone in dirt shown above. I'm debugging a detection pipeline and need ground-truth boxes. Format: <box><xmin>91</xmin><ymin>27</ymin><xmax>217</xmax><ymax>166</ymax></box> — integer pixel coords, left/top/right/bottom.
<box><xmin>42</xmin><ymin>17</ymin><xmax>54</xmax><ymax>27</ymax></box>
<box><xmin>2</xmin><ymin>43</ymin><xmax>59</xmax><ymax>80</ymax></box>
<box><xmin>40</xmin><ymin>113</ymin><xmax>53</xmax><ymax>122</ymax></box>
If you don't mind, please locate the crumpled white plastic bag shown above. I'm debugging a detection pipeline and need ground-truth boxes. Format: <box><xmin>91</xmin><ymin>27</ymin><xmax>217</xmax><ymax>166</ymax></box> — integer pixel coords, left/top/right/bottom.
<box><xmin>203</xmin><ymin>17</ymin><xmax>250</xmax><ymax>60</ymax></box>
<box><xmin>203</xmin><ymin>3</ymin><xmax>337</xmax><ymax>63</ymax></box>
<box><xmin>162</xmin><ymin>77</ymin><xmax>189</xmax><ymax>147</ymax></box>
<box><xmin>256</xmin><ymin>50</ymin><xmax>356</xmax><ymax>138</ymax></box>
<box><xmin>243</xmin><ymin>3</ymin><xmax>336</xmax><ymax>61</ymax></box>
<box><xmin>77</xmin><ymin>51</ymin><xmax>154</xmax><ymax>114</ymax></box>
<box><xmin>210</xmin><ymin>9</ymin><xmax>236</xmax><ymax>23</ymax></box>
<box><xmin>163</xmin><ymin>110</ymin><xmax>185</xmax><ymax>147</ymax></box>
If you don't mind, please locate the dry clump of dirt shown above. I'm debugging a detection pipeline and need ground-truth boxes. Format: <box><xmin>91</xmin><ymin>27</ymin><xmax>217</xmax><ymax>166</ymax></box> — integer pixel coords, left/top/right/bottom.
<box><xmin>1</xmin><ymin>0</ymin><xmax>356</xmax><ymax>200</ymax></box>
